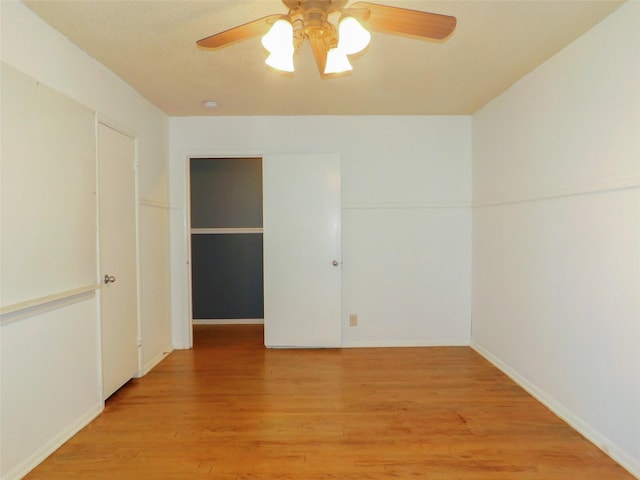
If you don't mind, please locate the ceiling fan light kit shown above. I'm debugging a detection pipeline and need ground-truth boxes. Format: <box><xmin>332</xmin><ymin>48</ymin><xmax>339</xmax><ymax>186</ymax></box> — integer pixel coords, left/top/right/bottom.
<box><xmin>265</xmin><ymin>49</ymin><xmax>296</xmax><ymax>72</ymax></box>
<box><xmin>197</xmin><ymin>0</ymin><xmax>456</xmax><ymax>78</ymax></box>
<box><xmin>325</xmin><ymin>46</ymin><xmax>353</xmax><ymax>74</ymax></box>
<box><xmin>336</xmin><ymin>16</ymin><xmax>371</xmax><ymax>55</ymax></box>
<box><xmin>261</xmin><ymin>18</ymin><xmax>295</xmax><ymax>52</ymax></box>
<box><xmin>262</xmin><ymin>18</ymin><xmax>296</xmax><ymax>71</ymax></box>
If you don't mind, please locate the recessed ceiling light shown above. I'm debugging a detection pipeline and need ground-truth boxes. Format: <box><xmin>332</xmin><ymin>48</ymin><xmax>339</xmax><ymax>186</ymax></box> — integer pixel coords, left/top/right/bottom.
<box><xmin>202</xmin><ymin>100</ymin><xmax>218</xmax><ymax>109</ymax></box>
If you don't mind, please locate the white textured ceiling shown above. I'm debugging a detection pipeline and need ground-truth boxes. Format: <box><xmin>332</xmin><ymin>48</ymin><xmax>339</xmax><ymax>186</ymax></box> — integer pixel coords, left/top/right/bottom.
<box><xmin>22</xmin><ymin>0</ymin><xmax>624</xmax><ymax>116</ymax></box>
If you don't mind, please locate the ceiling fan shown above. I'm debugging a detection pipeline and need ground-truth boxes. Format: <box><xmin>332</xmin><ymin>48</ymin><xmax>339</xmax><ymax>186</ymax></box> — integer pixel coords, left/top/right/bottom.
<box><xmin>197</xmin><ymin>0</ymin><xmax>456</xmax><ymax>77</ymax></box>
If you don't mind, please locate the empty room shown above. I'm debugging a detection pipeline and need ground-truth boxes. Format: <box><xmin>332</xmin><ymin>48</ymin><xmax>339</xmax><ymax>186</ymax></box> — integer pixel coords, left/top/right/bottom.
<box><xmin>0</xmin><ymin>1</ymin><xmax>638</xmax><ymax>479</ymax></box>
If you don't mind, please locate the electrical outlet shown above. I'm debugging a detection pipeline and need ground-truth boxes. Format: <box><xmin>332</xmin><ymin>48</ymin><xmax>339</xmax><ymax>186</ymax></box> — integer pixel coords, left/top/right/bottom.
<box><xmin>349</xmin><ymin>314</ymin><xmax>358</xmax><ymax>327</ymax></box>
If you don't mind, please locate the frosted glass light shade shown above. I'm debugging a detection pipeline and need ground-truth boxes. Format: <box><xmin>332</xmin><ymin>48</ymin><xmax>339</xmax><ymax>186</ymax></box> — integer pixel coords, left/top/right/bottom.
<box><xmin>324</xmin><ymin>48</ymin><xmax>352</xmax><ymax>74</ymax></box>
<box><xmin>262</xmin><ymin>18</ymin><xmax>295</xmax><ymax>72</ymax></box>
<box><xmin>337</xmin><ymin>16</ymin><xmax>370</xmax><ymax>55</ymax></box>
<box><xmin>265</xmin><ymin>51</ymin><xmax>295</xmax><ymax>72</ymax></box>
<box><xmin>261</xmin><ymin>19</ymin><xmax>294</xmax><ymax>53</ymax></box>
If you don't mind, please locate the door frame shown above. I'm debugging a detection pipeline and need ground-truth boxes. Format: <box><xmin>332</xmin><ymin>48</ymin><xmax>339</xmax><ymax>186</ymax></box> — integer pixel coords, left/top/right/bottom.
<box><xmin>96</xmin><ymin>114</ymin><xmax>142</xmax><ymax>392</ymax></box>
<box><xmin>179</xmin><ymin>151</ymin><xmax>263</xmax><ymax>349</ymax></box>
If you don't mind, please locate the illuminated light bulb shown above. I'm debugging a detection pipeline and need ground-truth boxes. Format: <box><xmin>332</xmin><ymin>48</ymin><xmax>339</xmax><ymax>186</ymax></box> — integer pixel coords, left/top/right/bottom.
<box><xmin>337</xmin><ymin>16</ymin><xmax>371</xmax><ymax>55</ymax></box>
<box><xmin>324</xmin><ymin>48</ymin><xmax>352</xmax><ymax>74</ymax></box>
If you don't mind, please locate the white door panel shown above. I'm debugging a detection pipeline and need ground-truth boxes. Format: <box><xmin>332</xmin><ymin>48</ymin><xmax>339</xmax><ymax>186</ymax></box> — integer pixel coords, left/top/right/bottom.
<box><xmin>98</xmin><ymin>123</ymin><xmax>139</xmax><ymax>399</ymax></box>
<box><xmin>263</xmin><ymin>154</ymin><xmax>341</xmax><ymax>347</ymax></box>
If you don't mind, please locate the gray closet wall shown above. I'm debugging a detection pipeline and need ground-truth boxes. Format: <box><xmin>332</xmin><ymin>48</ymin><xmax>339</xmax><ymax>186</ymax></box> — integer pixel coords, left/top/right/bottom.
<box><xmin>190</xmin><ymin>158</ymin><xmax>263</xmax><ymax>319</ymax></box>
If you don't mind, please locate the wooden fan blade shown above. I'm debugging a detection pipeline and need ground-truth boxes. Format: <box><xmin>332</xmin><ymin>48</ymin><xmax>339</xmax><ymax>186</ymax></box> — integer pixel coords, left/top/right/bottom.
<box><xmin>197</xmin><ymin>14</ymin><xmax>282</xmax><ymax>49</ymax></box>
<box><xmin>350</xmin><ymin>2</ymin><xmax>456</xmax><ymax>40</ymax></box>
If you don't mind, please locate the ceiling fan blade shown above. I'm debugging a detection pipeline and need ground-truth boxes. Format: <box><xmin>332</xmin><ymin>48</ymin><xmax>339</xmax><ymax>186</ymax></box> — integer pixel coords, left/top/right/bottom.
<box><xmin>349</xmin><ymin>2</ymin><xmax>456</xmax><ymax>40</ymax></box>
<box><xmin>197</xmin><ymin>14</ymin><xmax>282</xmax><ymax>49</ymax></box>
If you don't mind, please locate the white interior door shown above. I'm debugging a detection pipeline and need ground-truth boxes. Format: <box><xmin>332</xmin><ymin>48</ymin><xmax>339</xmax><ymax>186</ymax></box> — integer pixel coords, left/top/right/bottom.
<box><xmin>98</xmin><ymin>123</ymin><xmax>139</xmax><ymax>399</ymax></box>
<box><xmin>263</xmin><ymin>154</ymin><xmax>341</xmax><ymax>347</ymax></box>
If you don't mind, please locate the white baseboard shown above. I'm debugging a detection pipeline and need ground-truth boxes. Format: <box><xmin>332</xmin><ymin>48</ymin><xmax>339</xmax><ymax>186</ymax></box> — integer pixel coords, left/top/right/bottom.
<box><xmin>341</xmin><ymin>338</ymin><xmax>470</xmax><ymax>348</ymax></box>
<box><xmin>2</xmin><ymin>402</ymin><xmax>103</xmax><ymax>480</ymax></box>
<box><xmin>192</xmin><ymin>319</ymin><xmax>264</xmax><ymax>325</ymax></box>
<box><xmin>138</xmin><ymin>345</ymin><xmax>173</xmax><ymax>377</ymax></box>
<box><xmin>471</xmin><ymin>342</ymin><xmax>640</xmax><ymax>479</ymax></box>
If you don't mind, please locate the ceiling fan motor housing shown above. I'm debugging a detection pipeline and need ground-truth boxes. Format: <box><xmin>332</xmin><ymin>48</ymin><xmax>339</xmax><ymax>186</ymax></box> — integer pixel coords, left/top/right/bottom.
<box><xmin>288</xmin><ymin>0</ymin><xmax>344</xmax><ymax>50</ymax></box>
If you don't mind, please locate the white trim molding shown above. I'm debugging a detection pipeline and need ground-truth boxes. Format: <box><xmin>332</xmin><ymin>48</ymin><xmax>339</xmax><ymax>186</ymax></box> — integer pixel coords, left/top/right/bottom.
<box><xmin>0</xmin><ymin>284</ymin><xmax>100</xmax><ymax>324</ymax></box>
<box><xmin>342</xmin><ymin>339</ymin><xmax>470</xmax><ymax>348</ymax></box>
<box><xmin>193</xmin><ymin>319</ymin><xmax>264</xmax><ymax>325</ymax></box>
<box><xmin>473</xmin><ymin>175</ymin><xmax>639</xmax><ymax>208</ymax></box>
<box><xmin>1</xmin><ymin>402</ymin><xmax>103</xmax><ymax>480</ymax></box>
<box><xmin>342</xmin><ymin>201</ymin><xmax>471</xmax><ymax>210</ymax></box>
<box><xmin>140</xmin><ymin>197</ymin><xmax>172</xmax><ymax>209</ymax></box>
<box><xmin>472</xmin><ymin>342</ymin><xmax>640</xmax><ymax>479</ymax></box>
<box><xmin>138</xmin><ymin>346</ymin><xmax>173</xmax><ymax>377</ymax></box>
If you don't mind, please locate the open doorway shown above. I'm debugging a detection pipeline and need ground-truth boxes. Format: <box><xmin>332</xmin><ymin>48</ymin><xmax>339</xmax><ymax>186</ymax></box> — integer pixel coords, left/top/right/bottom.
<box><xmin>188</xmin><ymin>157</ymin><xmax>264</xmax><ymax>342</ymax></box>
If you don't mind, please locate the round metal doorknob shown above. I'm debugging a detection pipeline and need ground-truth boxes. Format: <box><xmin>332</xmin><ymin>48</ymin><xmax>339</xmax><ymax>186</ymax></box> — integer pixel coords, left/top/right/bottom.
<box><xmin>104</xmin><ymin>274</ymin><xmax>116</xmax><ymax>284</ymax></box>
<box><xmin>332</xmin><ymin>260</ymin><xmax>339</xmax><ymax>266</ymax></box>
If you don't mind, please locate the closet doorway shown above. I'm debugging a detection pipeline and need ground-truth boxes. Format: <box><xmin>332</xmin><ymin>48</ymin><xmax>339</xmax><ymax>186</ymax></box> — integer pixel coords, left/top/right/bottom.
<box><xmin>189</xmin><ymin>158</ymin><xmax>264</xmax><ymax>326</ymax></box>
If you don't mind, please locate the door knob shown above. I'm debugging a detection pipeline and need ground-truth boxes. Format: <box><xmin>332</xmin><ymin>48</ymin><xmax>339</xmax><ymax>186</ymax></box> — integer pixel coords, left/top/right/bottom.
<box><xmin>104</xmin><ymin>274</ymin><xmax>116</xmax><ymax>284</ymax></box>
<box><xmin>332</xmin><ymin>260</ymin><xmax>339</xmax><ymax>266</ymax></box>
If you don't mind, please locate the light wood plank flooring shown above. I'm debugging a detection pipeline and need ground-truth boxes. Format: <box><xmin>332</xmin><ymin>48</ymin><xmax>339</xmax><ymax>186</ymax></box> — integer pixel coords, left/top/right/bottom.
<box><xmin>25</xmin><ymin>324</ymin><xmax>633</xmax><ymax>479</ymax></box>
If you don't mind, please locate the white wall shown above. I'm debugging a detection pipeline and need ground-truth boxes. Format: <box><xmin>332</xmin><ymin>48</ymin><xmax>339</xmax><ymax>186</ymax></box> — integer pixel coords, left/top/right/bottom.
<box><xmin>5</xmin><ymin>0</ymin><xmax>636</xmax><ymax>477</ymax></box>
<box><xmin>472</xmin><ymin>2</ymin><xmax>640</xmax><ymax>476</ymax></box>
<box><xmin>170</xmin><ymin>116</ymin><xmax>472</xmax><ymax>348</ymax></box>
<box><xmin>0</xmin><ymin>2</ymin><xmax>172</xmax><ymax>478</ymax></box>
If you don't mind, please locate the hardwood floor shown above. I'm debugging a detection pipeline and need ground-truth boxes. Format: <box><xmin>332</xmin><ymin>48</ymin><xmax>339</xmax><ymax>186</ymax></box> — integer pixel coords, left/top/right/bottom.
<box><xmin>26</xmin><ymin>325</ymin><xmax>633</xmax><ymax>479</ymax></box>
